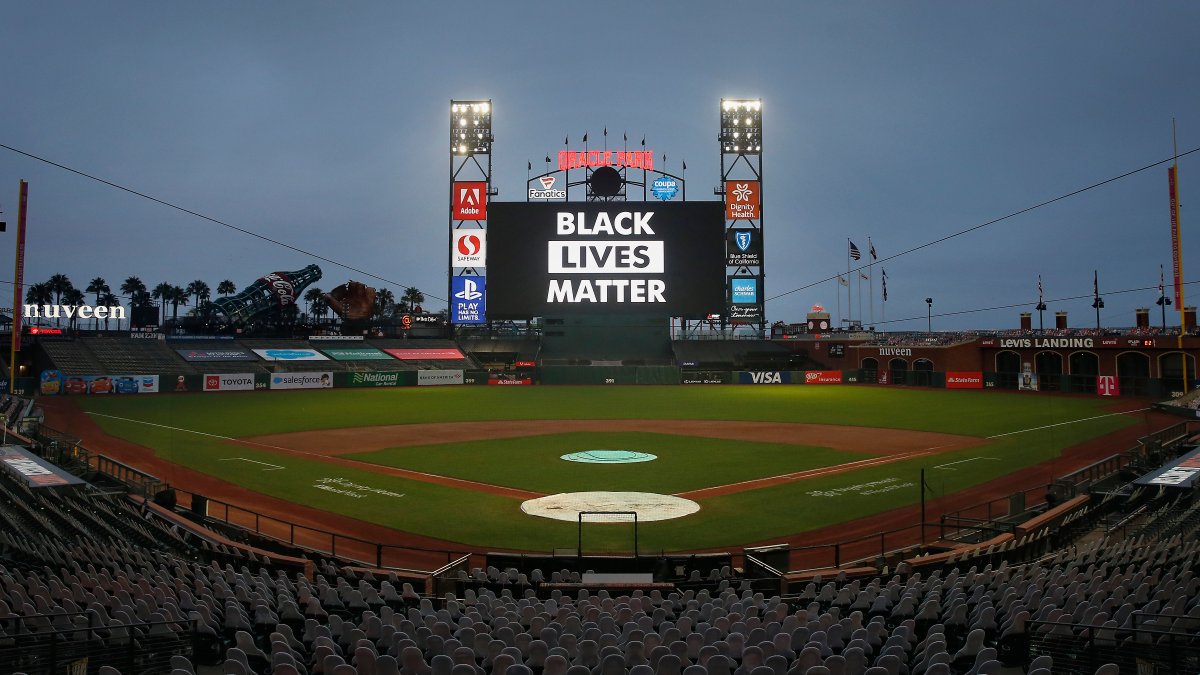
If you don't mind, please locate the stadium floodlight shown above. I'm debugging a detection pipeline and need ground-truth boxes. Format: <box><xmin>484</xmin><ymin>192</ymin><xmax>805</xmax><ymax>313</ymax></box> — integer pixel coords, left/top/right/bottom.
<box><xmin>720</xmin><ymin>99</ymin><xmax>761</xmax><ymax>155</ymax></box>
<box><xmin>451</xmin><ymin>100</ymin><xmax>492</xmax><ymax>155</ymax></box>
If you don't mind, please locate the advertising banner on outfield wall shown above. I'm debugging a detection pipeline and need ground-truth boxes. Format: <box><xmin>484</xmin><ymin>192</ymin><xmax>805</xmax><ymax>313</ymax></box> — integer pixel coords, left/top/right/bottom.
<box><xmin>176</xmin><ymin>348</ymin><xmax>257</xmax><ymax>362</ymax></box>
<box><xmin>945</xmin><ymin>372</ymin><xmax>984</xmax><ymax>389</ymax></box>
<box><xmin>385</xmin><ymin>348</ymin><xmax>465</xmax><ymax>360</ymax></box>
<box><xmin>253</xmin><ymin>348</ymin><xmax>328</xmax><ymax>362</ymax></box>
<box><xmin>203</xmin><ymin>373</ymin><xmax>256</xmax><ymax>392</ymax></box>
<box><xmin>270</xmin><ymin>372</ymin><xmax>333</xmax><ymax>390</ymax></box>
<box><xmin>39</xmin><ymin>371</ymin><xmax>159</xmax><ymax>395</ymax></box>
<box><xmin>321</xmin><ymin>347</ymin><xmax>393</xmax><ymax>361</ymax></box>
<box><xmin>803</xmin><ymin>370</ymin><xmax>843</xmax><ymax>384</ymax></box>
<box><xmin>334</xmin><ymin>371</ymin><xmax>414</xmax><ymax>388</ymax></box>
<box><xmin>488</xmin><ymin>374</ymin><xmax>533</xmax><ymax>385</ymax></box>
<box><xmin>417</xmin><ymin>370</ymin><xmax>464</xmax><ymax>386</ymax></box>
<box><xmin>682</xmin><ymin>371</ymin><xmax>730</xmax><ymax>385</ymax></box>
<box><xmin>738</xmin><ymin>371</ymin><xmax>791</xmax><ymax>384</ymax></box>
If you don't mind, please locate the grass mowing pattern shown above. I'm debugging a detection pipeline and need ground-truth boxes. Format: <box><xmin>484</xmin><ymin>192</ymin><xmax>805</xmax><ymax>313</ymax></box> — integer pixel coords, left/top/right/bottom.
<box><xmin>76</xmin><ymin>386</ymin><xmax>1142</xmax><ymax>552</ymax></box>
<box><xmin>347</xmin><ymin>432</ymin><xmax>863</xmax><ymax>493</ymax></box>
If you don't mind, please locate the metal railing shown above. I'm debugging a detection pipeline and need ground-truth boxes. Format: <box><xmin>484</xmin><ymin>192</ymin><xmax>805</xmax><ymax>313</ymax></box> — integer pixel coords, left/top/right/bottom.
<box><xmin>0</xmin><ymin>614</ymin><xmax>198</xmax><ymax>675</ymax></box>
<box><xmin>1027</xmin><ymin>617</ymin><xmax>1199</xmax><ymax>675</ymax></box>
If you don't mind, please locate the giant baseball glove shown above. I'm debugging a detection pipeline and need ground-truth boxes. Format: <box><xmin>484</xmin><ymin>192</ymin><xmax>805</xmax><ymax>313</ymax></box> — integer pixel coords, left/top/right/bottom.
<box><xmin>325</xmin><ymin>281</ymin><xmax>376</xmax><ymax>320</ymax></box>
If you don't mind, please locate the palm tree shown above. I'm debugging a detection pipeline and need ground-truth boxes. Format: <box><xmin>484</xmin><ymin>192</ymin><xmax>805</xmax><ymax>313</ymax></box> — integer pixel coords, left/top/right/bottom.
<box><xmin>151</xmin><ymin>282</ymin><xmax>173</xmax><ymax>325</ymax></box>
<box><xmin>62</xmin><ymin>288</ymin><xmax>86</xmax><ymax>332</ymax></box>
<box><xmin>186</xmin><ymin>280</ymin><xmax>210</xmax><ymax>309</ymax></box>
<box><xmin>46</xmin><ymin>273</ymin><xmax>74</xmax><ymax>326</ymax></box>
<box><xmin>402</xmin><ymin>287</ymin><xmax>425</xmax><ymax>313</ymax></box>
<box><xmin>86</xmin><ymin>277</ymin><xmax>110</xmax><ymax>330</ymax></box>
<box><xmin>121</xmin><ymin>276</ymin><xmax>148</xmax><ymax>307</ymax></box>
<box><xmin>170</xmin><ymin>285</ymin><xmax>188</xmax><ymax>322</ymax></box>
<box><xmin>374</xmin><ymin>288</ymin><xmax>395</xmax><ymax>320</ymax></box>
<box><xmin>24</xmin><ymin>282</ymin><xmax>52</xmax><ymax>326</ymax></box>
<box><xmin>310</xmin><ymin>295</ymin><xmax>329</xmax><ymax>325</ymax></box>
<box><xmin>303</xmin><ymin>287</ymin><xmax>323</xmax><ymax>322</ymax></box>
<box><xmin>217</xmin><ymin>279</ymin><xmax>237</xmax><ymax>297</ymax></box>
<box><xmin>98</xmin><ymin>291</ymin><xmax>119</xmax><ymax>330</ymax></box>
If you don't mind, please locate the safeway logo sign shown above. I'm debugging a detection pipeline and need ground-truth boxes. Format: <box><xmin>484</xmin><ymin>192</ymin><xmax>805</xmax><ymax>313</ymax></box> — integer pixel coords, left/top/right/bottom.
<box><xmin>725</xmin><ymin>180</ymin><xmax>760</xmax><ymax>220</ymax></box>
<box><xmin>1097</xmin><ymin>375</ymin><xmax>1120</xmax><ymax>397</ymax></box>
<box><xmin>453</xmin><ymin>181</ymin><xmax>487</xmax><ymax>220</ymax></box>
<box><xmin>452</xmin><ymin>230</ymin><xmax>486</xmax><ymax>267</ymax></box>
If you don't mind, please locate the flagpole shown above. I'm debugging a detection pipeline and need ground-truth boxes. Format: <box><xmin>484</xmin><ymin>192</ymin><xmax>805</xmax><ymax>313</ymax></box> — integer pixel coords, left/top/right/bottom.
<box><xmin>1173</xmin><ymin>119</ymin><xmax>1188</xmax><ymax>392</ymax></box>
<box><xmin>846</xmin><ymin>238</ymin><xmax>852</xmax><ymax>329</ymax></box>
<box><xmin>836</xmin><ymin>278</ymin><xmax>842</xmax><ymax>329</ymax></box>
<box><xmin>869</xmin><ymin>237</ymin><xmax>875</xmax><ymax>329</ymax></box>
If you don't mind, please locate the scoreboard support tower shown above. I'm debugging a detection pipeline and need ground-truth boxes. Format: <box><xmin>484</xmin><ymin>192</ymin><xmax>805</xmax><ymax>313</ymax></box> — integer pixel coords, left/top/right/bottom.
<box><xmin>719</xmin><ymin>98</ymin><xmax>765</xmax><ymax>336</ymax></box>
<box><xmin>448</xmin><ymin>100</ymin><xmax>494</xmax><ymax>332</ymax></box>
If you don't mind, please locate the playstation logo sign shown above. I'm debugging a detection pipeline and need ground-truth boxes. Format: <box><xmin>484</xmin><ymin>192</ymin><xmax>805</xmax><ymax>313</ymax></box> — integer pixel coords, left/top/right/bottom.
<box><xmin>455</xmin><ymin>278</ymin><xmax>483</xmax><ymax>300</ymax></box>
<box><xmin>451</xmin><ymin>276</ymin><xmax>486</xmax><ymax>324</ymax></box>
<box><xmin>529</xmin><ymin>175</ymin><xmax>567</xmax><ymax>200</ymax></box>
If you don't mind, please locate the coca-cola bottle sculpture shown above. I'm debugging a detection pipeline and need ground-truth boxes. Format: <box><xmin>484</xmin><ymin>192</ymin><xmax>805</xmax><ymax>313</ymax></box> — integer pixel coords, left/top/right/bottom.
<box><xmin>210</xmin><ymin>265</ymin><xmax>322</xmax><ymax>323</ymax></box>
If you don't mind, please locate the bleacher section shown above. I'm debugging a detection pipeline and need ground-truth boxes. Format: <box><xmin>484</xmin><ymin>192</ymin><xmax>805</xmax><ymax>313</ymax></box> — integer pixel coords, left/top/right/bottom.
<box><xmin>673</xmin><ymin>340</ymin><xmax>818</xmax><ymax>370</ymax></box>
<box><xmin>459</xmin><ymin>337</ymin><xmax>540</xmax><ymax>368</ymax></box>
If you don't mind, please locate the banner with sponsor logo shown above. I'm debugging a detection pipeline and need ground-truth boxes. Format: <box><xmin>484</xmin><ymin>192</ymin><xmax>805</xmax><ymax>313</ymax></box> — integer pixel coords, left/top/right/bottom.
<box><xmin>308</xmin><ymin>335</ymin><xmax>364</xmax><ymax>341</ymax></box>
<box><xmin>738</xmin><ymin>371</ymin><xmax>791</xmax><ymax>384</ymax></box>
<box><xmin>1097</xmin><ymin>375</ymin><xmax>1120</xmax><ymax>396</ymax></box>
<box><xmin>176</xmin><ymin>348</ymin><xmax>257</xmax><ymax>362</ymax></box>
<box><xmin>488</xmin><ymin>374</ymin><xmax>533</xmax><ymax>385</ymax></box>
<box><xmin>335</xmin><ymin>371</ymin><xmax>413</xmax><ymax>388</ymax></box>
<box><xmin>1170</xmin><ymin>166</ymin><xmax>1182</xmax><ymax>307</ymax></box>
<box><xmin>725</xmin><ymin>180</ymin><xmax>760</xmax><ymax>220</ymax></box>
<box><xmin>269</xmin><ymin>372</ymin><xmax>333</xmax><ymax>390</ymax></box>
<box><xmin>726</xmin><ymin>228</ymin><xmax>762</xmax><ymax>266</ymax></box>
<box><xmin>320</xmin><ymin>347</ymin><xmax>393</xmax><ymax>361</ymax></box>
<box><xmin>452</xmin><ymin>230</ymin><xmax>487</xmax><ymax>267</ymax></box>
<box><xmin>945</xmin><ymin>371</ymin><xmax>984</xmax><ymax>389</ymax></box>
<box><xmin>40</xmin><ymin>371</ymin><xmax>159</xmax><ymax>395</ymax></box>
<box><xmin>0</xmin><ymin>446</ymin><xmax>85</xmax><ymax>488</ymax></box>
<box><xmin>253</xmin><ymin>348</ymin><xmax>328</xmax><ymax>362</ymax></box>
<box><xmin>384</xmin><ymin>348</ymin><xmax>465</xmax><ymax>360</ymax></box>
<box><xmin>486</xmin><ymin>202</ymin><xmax>725</xmax><ymax>318</ymax></box>
<box><xmin>682</xmin><ymin>371</ymin><xmax>730</xmax><ymax>385</ymax></box>
<box><xmin>451</xmin><ymin>276</ymin><xmax>486</xmax><ymax>324</ymax></box>
<box><xmin>417</xmin><ymin>370</ymin><xmax>464</xmax><ymax>386</ymax></box>
<box><xmin>529</xmin><ymin>175</ymin><xmax>567</xmax><ymax>200</ymax></box>
<box><xmin>804</xmin><ymin>370</ymin><xmax>843</xmax><ymax>384</ymax></box>
<box><xmin>452</xmin><ymin>181</ymin><xmax>487</xmax><ymax>220</ymax></box>
<box><xmin>203</xmin><ymin>373</ymin><xmax>256</xmax><ymax>392</ymax></box>
<box><xmin>1134</xmin><ymin>446</ymin><xmax>1200</xmax><ymax>488</ymax></box>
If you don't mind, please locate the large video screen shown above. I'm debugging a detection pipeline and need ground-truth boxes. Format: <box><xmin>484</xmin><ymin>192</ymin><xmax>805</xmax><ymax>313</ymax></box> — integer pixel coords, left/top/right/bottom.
<box><xmin>486</xmin><ymin>202</ymin><xmax>726</xmax><ymax>318</ymax></box>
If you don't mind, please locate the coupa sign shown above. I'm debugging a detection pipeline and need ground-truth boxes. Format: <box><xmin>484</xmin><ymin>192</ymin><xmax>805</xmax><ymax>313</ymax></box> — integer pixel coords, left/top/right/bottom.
<box><xmin>24</xmin><ymin>304</ymin><xmax>127</xmax><ymax>322</ymax></box>
<box><xmin>738</xmin><ymin>371</ymin><xmax>790</xmax><ymax>384</ymax></box>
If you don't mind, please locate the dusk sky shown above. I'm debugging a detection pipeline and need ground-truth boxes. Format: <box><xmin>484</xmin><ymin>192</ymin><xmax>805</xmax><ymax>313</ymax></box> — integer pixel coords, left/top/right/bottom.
<box><xmin>1</xmin><ymin>2</ymin><xmax>1198</xmax><ymax>330</ymax></box>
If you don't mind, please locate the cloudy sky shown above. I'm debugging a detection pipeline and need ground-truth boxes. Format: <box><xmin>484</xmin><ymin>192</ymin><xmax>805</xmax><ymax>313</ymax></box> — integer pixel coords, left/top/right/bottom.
<box><xmin>1</xmin><ymin>1</ymin><xmax>1198</xmax><ymax>330</ymax></box>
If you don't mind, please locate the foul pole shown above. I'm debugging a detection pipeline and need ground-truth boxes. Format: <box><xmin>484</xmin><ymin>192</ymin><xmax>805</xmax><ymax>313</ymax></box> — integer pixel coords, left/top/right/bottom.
<box><xmin>10</xmin><ymin>180</ymin><xmax>28</xmax><ymax>392</ymax></box>
<box><xmin>1170</xmin><ymin>120</ymin><xmax>1187</xmax><ymax>391</ymax></box>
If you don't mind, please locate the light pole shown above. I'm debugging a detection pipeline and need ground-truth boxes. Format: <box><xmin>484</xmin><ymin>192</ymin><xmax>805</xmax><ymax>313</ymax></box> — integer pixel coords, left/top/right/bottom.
<box><xmin>925</xmin><ymin>298</ymin><xmax>933</xmax><ymax>333</ymax></box>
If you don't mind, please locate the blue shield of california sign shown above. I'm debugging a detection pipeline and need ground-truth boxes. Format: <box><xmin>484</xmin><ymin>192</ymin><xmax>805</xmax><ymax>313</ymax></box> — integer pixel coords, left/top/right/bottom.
<box><xmin>735</xmin><ymin>230</ymin><xmax>752</xmax><ymax>252</ymax></box>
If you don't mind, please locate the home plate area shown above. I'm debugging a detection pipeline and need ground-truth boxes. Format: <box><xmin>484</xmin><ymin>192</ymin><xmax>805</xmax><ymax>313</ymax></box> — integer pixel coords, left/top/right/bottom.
<box><xmin>520</xmin><ymin>492</ymin><xmax>700</xmax><ymax>522</ymax></box>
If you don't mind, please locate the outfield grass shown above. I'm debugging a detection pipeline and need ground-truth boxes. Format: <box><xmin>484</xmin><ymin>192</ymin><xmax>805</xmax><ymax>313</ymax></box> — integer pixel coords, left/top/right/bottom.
<box><xmin>73</xmin><ymin>386</ymin><xmax>1143</xmax><ymax>552</ymax></box>
<box><xmin>347</xmin><ymin>432</ymin><xmax>865</xmax><ymax>493</ymax></box>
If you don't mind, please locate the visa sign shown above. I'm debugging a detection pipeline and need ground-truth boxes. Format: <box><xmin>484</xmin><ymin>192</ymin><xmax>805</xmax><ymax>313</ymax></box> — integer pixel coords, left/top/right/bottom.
<box><xmin>452</xmin><ymin>276</ymin><xmax>486</xmax><ymax>324</ymax></box>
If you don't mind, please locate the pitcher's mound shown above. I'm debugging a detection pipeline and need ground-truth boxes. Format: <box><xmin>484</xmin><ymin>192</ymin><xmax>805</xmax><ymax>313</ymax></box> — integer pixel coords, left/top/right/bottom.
<box><xmin>521</xmin><ymin>491</ymin><xmax>700</xmax><ymax>522</ymax></box>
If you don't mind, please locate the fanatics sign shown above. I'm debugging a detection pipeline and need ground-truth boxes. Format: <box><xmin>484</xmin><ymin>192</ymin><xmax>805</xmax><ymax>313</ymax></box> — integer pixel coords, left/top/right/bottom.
<box><xmin>485</xmin><ymin>202</ymin><xmax>725</xmax><ymax>318</ymax></box>
<box><xmin>453</xmin><ymin>182</ymin><xmax>487</xmax><ymax>220</ymax></box>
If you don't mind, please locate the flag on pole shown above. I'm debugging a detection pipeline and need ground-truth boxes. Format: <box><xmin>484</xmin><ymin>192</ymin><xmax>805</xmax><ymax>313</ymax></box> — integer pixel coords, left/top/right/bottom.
<box><xmin>583</xmin><ymin>132</ymin><xmax>588</xmax><ymax>142</ymax></box>
<box><xmin>859</xmin><ymin>271</ymin><xmax>869</xmax><ymax>281</ymax></box>
<box><xmin>1160</xmin><ymin>264</ymin><xmax>1166</xmax><ymax>297</ymax></box>
<box><xmin>849</xmin><ymin>241</ymin><xmax>862</xmax><ymax>260</ymax></box>
<box><xmin>623</xmin><ymin>131</ymin><xmax>627</xmax><ymax>142</ymax></box>
<box><xmin>869</xmin><ymin>239</ymin><xmax>877</xmax><ymax>260</ymax></box>
<box><xmin>1093</xmin><ymin>270</ymin><xmax>1099</xmax><ymax>299</ymax></box>
<box><xmin>838</xmin><ymin>275</ymin><xmax>849</xmax><ymax>287</ymax></box>
<box><xmin>641</xmin><ymin>135</ymin><xmax>646</xmax><ymax>147</ymax></box>
<box><xmin>882</xmin><ymin>269</ymin><xmax>888</xmax><ymax>301</ymax></box>
<box><xmin>1038</xmin><ymin>274</ymin><xmax>1043</xmax><ymax>303</ymax></box>
<box><xmin>527</xmin><ymin>161</ymin><xmax>532</xmax><ymax>171</ymax></box>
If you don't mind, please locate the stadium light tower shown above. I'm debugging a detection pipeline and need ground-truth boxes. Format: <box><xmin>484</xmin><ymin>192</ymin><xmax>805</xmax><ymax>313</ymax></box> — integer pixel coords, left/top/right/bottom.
<box><xmin>925</xmin><ymin>297</ymin><xmax>933</xmax><ymax>332</ymax></box>
<box><xmin>448</xmin><ymin>99</ymin><xmax>494</xmax><ymax>332</ymax></box>
<box><xmin>719</xmin><ymin>98</ymin><xmax>764</xmax><ymax>336</ymax></box>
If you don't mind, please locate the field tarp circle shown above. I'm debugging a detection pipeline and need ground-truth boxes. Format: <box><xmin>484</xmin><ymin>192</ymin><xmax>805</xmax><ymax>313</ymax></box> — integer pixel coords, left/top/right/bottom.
<box><xmin>521</xmin><ymin>491</ymin><xmax>700</xmax><ymax>522</ymax></box>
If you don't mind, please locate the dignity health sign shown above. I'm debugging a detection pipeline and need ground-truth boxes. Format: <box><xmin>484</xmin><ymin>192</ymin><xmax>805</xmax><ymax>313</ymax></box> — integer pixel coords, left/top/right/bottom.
<box><xmin>485</xmin><ymin>202</ymin><xmax>725</xmax><ymax>318</ymax></box>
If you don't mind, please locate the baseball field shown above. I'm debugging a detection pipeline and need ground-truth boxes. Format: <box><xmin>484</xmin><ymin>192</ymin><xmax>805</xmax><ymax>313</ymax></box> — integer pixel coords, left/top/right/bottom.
<box><xmin>45</xmin><ymin>386</ymin><xmax>1149</xmax><ymax>554</ymax></box>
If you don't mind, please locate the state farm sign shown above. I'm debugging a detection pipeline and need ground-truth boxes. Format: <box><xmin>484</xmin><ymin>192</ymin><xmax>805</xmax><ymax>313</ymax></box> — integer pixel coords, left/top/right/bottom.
<box><xmin>945</xmin><ymin>371</ymin><xmax>983</xmax><ymax>389</ymax></box>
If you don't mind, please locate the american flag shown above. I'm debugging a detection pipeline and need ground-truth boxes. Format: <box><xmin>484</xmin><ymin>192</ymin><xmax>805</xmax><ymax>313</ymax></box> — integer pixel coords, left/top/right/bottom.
<box><xmin>849</xmin><ymin>241</ymin><xmax>862</xmax><ymax>260</ymax></box>
<box><xmin>838</xmin><ymin>275</ymin><xmax>848</xmax><ymax>287</ymax></box>
<box><xmin>859</xmin><ymin>271</ymin><xmax>869</xmax><ymax>281</ymax></box>
<box><xmin>869</xmin><ymin>239</ymin><xmax>877</xmax><ymax>260</ymax></box>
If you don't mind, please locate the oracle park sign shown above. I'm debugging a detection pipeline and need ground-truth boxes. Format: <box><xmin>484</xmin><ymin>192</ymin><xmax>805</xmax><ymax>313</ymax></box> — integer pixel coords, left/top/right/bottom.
<box><xmin>485</xmin><ymin>202</ymin><xmax>725</xmax><ymax>318</ymax></box>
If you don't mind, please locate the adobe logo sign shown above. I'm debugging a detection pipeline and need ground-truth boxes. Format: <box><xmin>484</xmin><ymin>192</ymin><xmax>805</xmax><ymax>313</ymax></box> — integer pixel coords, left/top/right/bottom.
<box><xmin>452</xmin><ymin>230</ymin><xmax>487</xmax><ymax>267</ymax></box>
<box><xmin>453</xmin><ymin>181</ymin><xmax>487</xmax><ymax>220</ymax></box>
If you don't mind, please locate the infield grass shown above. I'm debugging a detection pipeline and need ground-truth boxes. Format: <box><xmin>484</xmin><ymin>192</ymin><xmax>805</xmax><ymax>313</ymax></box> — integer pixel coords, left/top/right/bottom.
<box><xmin>69</xmin><ymin>386</ymin><xmax>1145</xmax><ymax>553</ymax></box>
